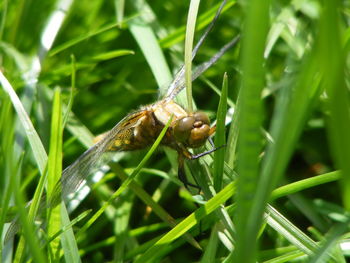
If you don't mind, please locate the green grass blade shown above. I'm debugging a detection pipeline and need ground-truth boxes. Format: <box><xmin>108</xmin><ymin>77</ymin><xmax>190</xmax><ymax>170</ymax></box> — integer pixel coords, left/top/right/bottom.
<box><xmin>213</xmin><ymin>73</ymin><xmax>228</xmax><ymax>191</ymax></box>
<box><xmin>59</xmin><ymin>205</ymin><xmax>82</xmax><ymax>263</ymax></box>
<box><xmin>49</xmin><ymin>22</ymin><xmax>120</xmax><ymax>56</ymax></box>
<box><xmin>129</xmin><ymin>0</ymin><xmax>172</xmax><ymax>91</ymax></box>
<box><xmin>0</xmin><ymin>72</ymin><xmax>47</xmax><ymax>173</ymax></box>
<box><xmin>225</xmin><ymin>87</ymin><xmax>240</xmax><ymax>168</ymax></box>
<box><xmin>91</xmin><ymin>49</ymin><xmax>135</xmax><ymax>61</ymax></box>
<box><xmin>200</xmin><ymin>224</ymin><xmax>219</xmax><ymax>263</ymax></box>
<box><xmin>12</xmin><ymin>159</ymin><xmax>46</xmax><ymax>263</ymax></box>
<box><xmin>266</xmin><ymin>205</ymin><xmax>318</xmax><ymax>256</ymax></box>
<box><xmin>115</xmin><ymin>0</ymin><xmax>125</xmax><ymax>26</ymax></box>
<box><xmin>184</xmin><ymin>0</ymin><xmax>200</xmax><ymax>112</ymax></box>
<box><xmin>271</xmin><ymin>171</ymin><xmax>341</xmax><ymax>201</ymax></box>
<box><xmin>47</xmin><ymin>88</ymin><xmax>63</xmax><ymax>260</ymax></box>
<box><xmin>159</xmin><ymin>0</ymin><xmax>236</xmax><ymax>49</ymax></box>
<box><xmin>0</xmin><ymin>97</ymin><xmax>16</xmax><ymax>260</ymax></box>
<box><xmin>62</xmin><ymin>55</ymin><xmax>76</xmax><ymax>128</ymax></box>
<box><xmin>319</xmin><ymin>0</ymin><xmax>350</xmax><ymax>212</ymax></box>
<box><xmin>307</xmin><ymin>2</ymin><xmax>349</xmax><ymax>262</ymax></box>
<box><xmin>234</xmin><ymin>0</ymin><xmax>270</xmax><ymax>262</ymax></box>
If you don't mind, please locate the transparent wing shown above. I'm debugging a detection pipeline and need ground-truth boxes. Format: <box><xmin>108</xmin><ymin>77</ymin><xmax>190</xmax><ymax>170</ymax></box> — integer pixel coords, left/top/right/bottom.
<box><xmin>4</xmin><ymin>110</ymin><xmax>148</xmax><ymax>242</ymax></box>
<box><xmin>165</xmin><ymin>35</ymin><xmax>240</xmax><ymax>101</ymax></box>
<box><xmin>49</xmin><ymin>110</ymin><xmax>147</xmax><ymax>207</ymax></box>
<box><xmin>165</xmin><ymin>0</ymin><xmax>228</xmax><ymax>100</ymax></box>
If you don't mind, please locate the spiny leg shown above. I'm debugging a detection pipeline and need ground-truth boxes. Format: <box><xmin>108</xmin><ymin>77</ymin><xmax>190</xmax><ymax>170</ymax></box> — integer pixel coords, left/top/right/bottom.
<box><xmin>177</xmin><ymin>139</ymin><xmax>225</xmax><ymax>190</ymax></box>
<box><xmin>177</xmin><ymin>153</ymin><xmax>201</xmax><ymax>191</ymax></box>
<box><xmin>190</xmin><ymin>144</ymin><xmax>225</xmax><ymax>160</ymax></box>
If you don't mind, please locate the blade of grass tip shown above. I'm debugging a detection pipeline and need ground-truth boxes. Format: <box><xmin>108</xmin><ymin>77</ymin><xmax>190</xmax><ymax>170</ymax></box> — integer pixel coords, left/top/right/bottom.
<box><xmin>77</xmin><ymin>115</ymin><xmax>174</xmax><ymax>235</ymax></box>
<box><xmin>184</xmin><ymin>0</ymin><xmax>200</xmax><ymax>112</ymax></box>
<box><xmin>203</xmin><ymin>77</ymin><xmax>236</xmax><ymax>109</ymax></box>
<box><xmin>270</xmin><ymin>171</ymin><xmax>341</xmax><ymax>201</ymax></box>
<box><xmin>47</xmin><ymin>88</ymin><xmax>63</xmax><ymax>260</ymax></box>
<box><xmin>91</xmin><ymin>49</ymin><xmax>135</xmax><ymax>61</ymax></box>
<box><xmin>49</xmin><ymin>22</ymin><xmax>119</xmax><ymax>56</ymax></box>
<box><xmin>225</xmin><ymin>85</ymin><xmax>240</xmax><ymax>167</ymax></box>
<box><xmin>0</xmin><ymin>71</ymin><xmax>47</xmax><ymax>173</ymax></box>
<box><xmin>115</xmin><ymin>0</ymin><xmax>125</xmax><ymax>27</ymax></box>
<box><xmin>62</xmin><ymin>55</ymin><xmax>76</xmax><ymax>128</ymax></box>
<box><xmin>213</xmin><ymin>73</ymin><xmax>228</xmax><ymax>191</ymax></box>
<box><xmin>134</xmin><ymin>182</ymin><xmax>236</xmax><ymax>263</ymax></box>
<box><xmin>234</xmin><ymin>0</ymin><xmax>270</xmax><ymax>262</ymax></box>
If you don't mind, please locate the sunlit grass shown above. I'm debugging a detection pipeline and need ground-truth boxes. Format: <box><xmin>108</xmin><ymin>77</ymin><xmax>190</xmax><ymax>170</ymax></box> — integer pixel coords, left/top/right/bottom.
<box><xmin>1</xmin><ymin>0</ymin><xmax>350</xmax><ymax>262</ymax></box>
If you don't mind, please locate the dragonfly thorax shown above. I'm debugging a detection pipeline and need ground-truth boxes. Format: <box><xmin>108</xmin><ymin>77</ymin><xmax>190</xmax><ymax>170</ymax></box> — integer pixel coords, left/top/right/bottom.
<box><xmin>152</xmin><ymin>100</ymin><xmax>212</xmax><ymax>149</ymax></box>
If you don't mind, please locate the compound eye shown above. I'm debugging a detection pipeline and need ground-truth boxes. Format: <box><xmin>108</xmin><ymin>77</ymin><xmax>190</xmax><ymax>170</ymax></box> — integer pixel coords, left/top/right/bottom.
<box><xmin>193</xmin><ymin>112</ymin><xmax>210</xmax><ymax>126</ymax></box>
<box><xmin>173</xmin><ymin>116</ymin><xmax>195</xmax><ymax>143</ymax></box>
<box><xmin>189</xmin><ymin>124</ymin><xmax>210</xmax><ymax>148</ymax></box>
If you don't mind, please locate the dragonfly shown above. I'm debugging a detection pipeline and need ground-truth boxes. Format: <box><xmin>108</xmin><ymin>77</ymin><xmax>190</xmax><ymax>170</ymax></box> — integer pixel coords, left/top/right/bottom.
<box><xmin>51</xmin><ymin>1</ymin><xmax>239</xmax><ymax>211</ymax></box>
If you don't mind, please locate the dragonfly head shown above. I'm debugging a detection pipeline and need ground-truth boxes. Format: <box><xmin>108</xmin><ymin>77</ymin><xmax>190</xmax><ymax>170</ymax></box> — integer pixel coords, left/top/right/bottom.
<box><xmin>173</xmin><ymin>112</ymin><xmax>211</xmax><ymax>148</ymax></box>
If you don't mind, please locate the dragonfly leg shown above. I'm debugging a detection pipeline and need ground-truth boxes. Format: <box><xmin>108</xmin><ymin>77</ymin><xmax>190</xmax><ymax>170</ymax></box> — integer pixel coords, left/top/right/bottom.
<box><xmin>178</xmin><ymin>153</ymin><xmax>201</xmax><ymax>191</ymax></box>
<box><xmin>176</xmin><ymin>141</ymin><xmax>225</xmax><ymax>191</ymax></box>
<box><xmin>190</xmin><ymin>144</ymin><xmax>225</xmax><ymax>160</ymax></box>
<box><xmin>208</xmin><ymin>136</ymin><xmax>215</xmax><ymax>148</ymax></box>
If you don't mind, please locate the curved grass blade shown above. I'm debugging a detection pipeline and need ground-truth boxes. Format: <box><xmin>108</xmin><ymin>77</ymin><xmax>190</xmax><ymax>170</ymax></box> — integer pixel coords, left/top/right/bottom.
<box><xmin>0</xmin><ymin>72</ymin><xmax>47</xmax><ymax>173</ymax></box>
<box><xmin>271</xmin><ymin>171</ymin><xmax>341</xmax><ymax>201</ymax></box>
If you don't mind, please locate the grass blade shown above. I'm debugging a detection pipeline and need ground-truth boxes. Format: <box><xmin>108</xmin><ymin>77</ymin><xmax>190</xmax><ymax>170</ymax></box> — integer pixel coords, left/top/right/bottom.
<box><xmin>184</xmin><ymin>0</ymin><xmax>200</xmax><ymax>112</ymax></box>
<box><xmin>0</xmin><ymin>72</ymin><xmax>47</xmax><ymax>173</ymax></box>
<box><xmin>213</xmin><ymin>73</ymin><xmax>228</xmax><ymax>191</ymax></box>
<box><xmin>47</xmin><ymin>88</ymin><xmax>63</xmax><ymax>260</ymax></box>
<box><xmin>234</xmin><ymin>0</ymin><xmax>270</xmax><ymax>261</ymax></box>
<box><xmin>129</xmin><ymin>0</ymin><xmax>172</xmax><ymax>91</ymax></box>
